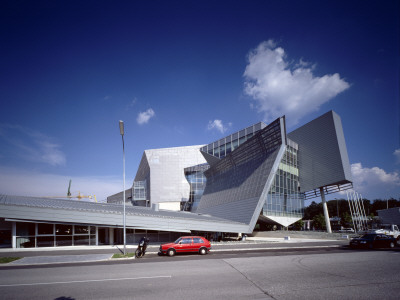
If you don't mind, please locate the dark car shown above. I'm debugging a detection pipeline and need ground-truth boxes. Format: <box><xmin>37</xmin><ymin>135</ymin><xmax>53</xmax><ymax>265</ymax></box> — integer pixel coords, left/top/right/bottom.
<box><xmin>350</xmin><ymin>233</ymin><xmax>396</xmax><ymax>249</ymax></box>
<box><xmin>159</xmin><ymin>236</ymin><xmax>211</xmax><ymax>256</ymax></box>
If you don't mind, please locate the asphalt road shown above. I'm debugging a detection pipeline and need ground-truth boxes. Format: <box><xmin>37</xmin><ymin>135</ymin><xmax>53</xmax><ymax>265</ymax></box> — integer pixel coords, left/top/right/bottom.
<box><xmin>1</xmin><ymin>248</ymin><xmax>399</xmax><ymax>299</ymax></box>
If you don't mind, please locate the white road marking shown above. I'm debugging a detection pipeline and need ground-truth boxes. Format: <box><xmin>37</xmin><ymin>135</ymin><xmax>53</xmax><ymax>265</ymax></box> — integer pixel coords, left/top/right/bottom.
<box><xmin>0</xmin><ymin>275</ymin><xmax>172</xmax><ymax>287</ymax></box>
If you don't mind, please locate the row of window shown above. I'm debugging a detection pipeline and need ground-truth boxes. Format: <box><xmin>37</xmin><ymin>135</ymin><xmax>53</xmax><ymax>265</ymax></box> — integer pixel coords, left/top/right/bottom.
<box><xmin>15</xmin><ymin>223</ymin><xmax>97</xmax><ymax>248</ymax></box>
<box><xmin>16</xmin><ymin>235</ymin><xmax>96</xmax><ymax>248</ymax></box>
<box><xmin>206</xmin><ymin>133</ymin><xmax>256</xmax><ymax>159</ymax></box>
<box><xmin>16</xmin><ymin>222</ymin><xmax>94</xmax><ymax>236</ymax></box>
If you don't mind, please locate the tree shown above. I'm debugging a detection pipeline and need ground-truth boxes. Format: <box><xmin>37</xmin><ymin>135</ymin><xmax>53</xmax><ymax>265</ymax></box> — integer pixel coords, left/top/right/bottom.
<box><xmin>312</xmin><ymin>214</ymin><xmax>326</xmax><ymax>230</ymax></box>
<box><xmin>340</xmin><ymin>212</ymin><xmax>352</xmax><ymax>228</ymax></box>
<box><xmin>304</xmin><ymin>201</ymin><xmax>322</xmax><ymax>220</ymax></box>
<box><xmin>293</xmin><ymin>219</ymin><xmax>304</xmax><ymax>231</ymax></box>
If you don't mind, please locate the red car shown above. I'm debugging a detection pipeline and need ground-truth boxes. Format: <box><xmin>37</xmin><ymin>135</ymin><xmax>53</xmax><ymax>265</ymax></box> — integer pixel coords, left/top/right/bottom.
<box><xmin>159</xmin><ymin>236</ymin><xmax>211</xmax><ymax>256</ymax></box>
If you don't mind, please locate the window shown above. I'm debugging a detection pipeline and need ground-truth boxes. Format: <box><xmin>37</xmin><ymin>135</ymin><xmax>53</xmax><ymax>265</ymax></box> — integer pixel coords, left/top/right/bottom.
<box><xmin>38</xmin><ymin>223</ymin><xmax>53</xmax><ymax>235</ymax></box>
<box><xmin>56</xmin><ymin>224</ymin><xmax>72</xmax><ymax>235</ymax></box>
<box><xmin>16</xmin><ymin>222</ymin><xmax>35</xmax><ymax>236</ymax></box>
<box><xmin>74</xmin><ymin>225</ymin><xmax>89</xmax><ymax>234</ymax></box>
<box><xmin>181</xmin><ymin>238</ymin><xmax>192</xmax><ymax>244</ymax></box>
<box><xmin>37</xmin><ymin>236</ymin><xmax>54</xmax><ymax>247</ymax></box>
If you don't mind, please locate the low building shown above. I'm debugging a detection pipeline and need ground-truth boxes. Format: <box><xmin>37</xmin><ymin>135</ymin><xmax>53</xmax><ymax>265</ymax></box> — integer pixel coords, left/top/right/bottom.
<box><xmin>377</xmin><ymin>207</ymin><xmax>400</xmax><ymax>227</ymax></box>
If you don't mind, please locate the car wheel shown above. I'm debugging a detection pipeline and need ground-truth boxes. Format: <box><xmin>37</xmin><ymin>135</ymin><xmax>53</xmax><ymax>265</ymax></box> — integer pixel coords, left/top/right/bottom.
<box><xmin>389</xmin><ymin>242</ymin><xmax>395</xmax><ymax>248</ymax></box>
<box><xmin>167</xmin><ymin>249</ymin><xmax>176</xmax><ymax>257</ymax></box>
<box><xmin>199</xmin><ymin>247</ymin><xmax>207</xmax><ymax>255</ymax></box>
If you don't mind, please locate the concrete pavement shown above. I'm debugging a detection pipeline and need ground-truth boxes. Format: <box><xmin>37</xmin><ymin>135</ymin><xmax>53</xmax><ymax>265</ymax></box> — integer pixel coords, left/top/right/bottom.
<box><xmin>0</xmin><ymin>235</ymin><xmax>349</xmax><ymax>266</ymax></box>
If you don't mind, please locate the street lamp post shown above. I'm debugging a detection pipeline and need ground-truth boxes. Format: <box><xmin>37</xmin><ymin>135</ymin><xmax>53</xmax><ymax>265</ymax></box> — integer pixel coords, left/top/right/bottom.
<box><xmin>119</xmin><ymin>120</ymin><xmax>126</xmax><ymax>255</ymax></box>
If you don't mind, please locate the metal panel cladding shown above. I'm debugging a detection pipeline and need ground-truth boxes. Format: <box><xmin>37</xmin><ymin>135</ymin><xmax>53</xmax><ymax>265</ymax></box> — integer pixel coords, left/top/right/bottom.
<box><xmin>287</xmin><ymin>110</ymin><xmax>352</xmax><ymax>193</ymax></box>
<box><xmin>196</xmin><ymin>117</ymin><xmax>286</xmax><ymax>231</ymax></box>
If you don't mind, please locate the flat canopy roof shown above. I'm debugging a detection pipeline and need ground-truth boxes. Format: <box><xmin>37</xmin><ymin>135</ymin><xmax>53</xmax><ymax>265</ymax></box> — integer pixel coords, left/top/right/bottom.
<box><xmin>0</xmin><ymin>195</ymin><xmax>249</xmax><ymax>233</ymax></box>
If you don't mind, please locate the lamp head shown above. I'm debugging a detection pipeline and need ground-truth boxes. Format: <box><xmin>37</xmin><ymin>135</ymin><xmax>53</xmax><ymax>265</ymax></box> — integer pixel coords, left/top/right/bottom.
<box><xmin>119</xmin><ymin>120</ymin><xmax>124</xmax><ymax>135</ymax></box>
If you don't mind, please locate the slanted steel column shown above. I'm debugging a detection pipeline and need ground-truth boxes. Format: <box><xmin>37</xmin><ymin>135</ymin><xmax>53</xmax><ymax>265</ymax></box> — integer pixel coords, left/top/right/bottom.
<box><xmin>320</xmin><ymin>187</ymin><xmax>332</xmax><ymax>233</ymax></box>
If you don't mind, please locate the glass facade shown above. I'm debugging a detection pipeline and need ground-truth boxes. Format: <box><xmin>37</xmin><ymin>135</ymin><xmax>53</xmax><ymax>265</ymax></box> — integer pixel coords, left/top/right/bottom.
<box><xmin>133</xmin><ymin>180</ymin><xmax>147</xmax><ymax>201</ymax></box>
<box><xmin>201</xmin><ymin>122</ymin><xmax>266</xmax><ymax>159</ymax></box>
<box><xmin>263</xmin><ymin>145</ymin><xmax>304</xmax><ymax>218</ymax></box>
<box><xmin>183</xmin><ymin>164</ymin><xmax>209</xmax><ymax>211</ymax></box>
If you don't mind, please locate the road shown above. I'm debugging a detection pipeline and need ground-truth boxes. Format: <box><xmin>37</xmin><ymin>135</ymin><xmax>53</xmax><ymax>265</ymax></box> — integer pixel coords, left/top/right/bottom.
<box><xmin>1</xmin><ymin>248</ymin><xmax>399</xmax><ymax>299</ymax></box>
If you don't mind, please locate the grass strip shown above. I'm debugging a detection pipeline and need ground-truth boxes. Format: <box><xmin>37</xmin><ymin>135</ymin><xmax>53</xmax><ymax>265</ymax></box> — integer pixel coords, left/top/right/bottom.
<box><xmin>0</xmin><ymin>257</ymin><xmax>21</xmax><ymax>263</ymax></box>
<box><xmin>112</xmin><ymin>253</ymin><xmax>135</xmax><ymax>259</ymax></box>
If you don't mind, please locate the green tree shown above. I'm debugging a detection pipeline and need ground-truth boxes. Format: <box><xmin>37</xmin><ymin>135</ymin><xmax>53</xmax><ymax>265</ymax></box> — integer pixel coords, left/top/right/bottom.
<box><xmin>313</xmin><ymin>214</ymin><xmax>326</xmax><ymax>230</ymax></box>
<box><xmin>340</xmin><ymin>212</ymin><xmax>352</xmax><ymax>228</ymax></box>
<box><xmin>304</xmin><ymin>201</ymin><xmax>322</xmax><ymax>220</ymax></box>
<box><xmin>293</xmin><ymin>219</ymin><xmax>304</xmax><ymax>231</ymax></box>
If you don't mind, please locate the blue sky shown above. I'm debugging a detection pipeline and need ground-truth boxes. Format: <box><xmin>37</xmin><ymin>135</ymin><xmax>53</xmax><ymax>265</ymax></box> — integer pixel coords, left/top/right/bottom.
<box><xmin>0</xmin><ymin>0</ymin><xmax>399</xmax><ymax>203</ymax></box>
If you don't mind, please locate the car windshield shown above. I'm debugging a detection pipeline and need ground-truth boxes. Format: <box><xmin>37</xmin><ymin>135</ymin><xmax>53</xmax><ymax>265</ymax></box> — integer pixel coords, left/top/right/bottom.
<box><xmin>174</xmin><ymin>238</ymin><xmax>182</xmax><ymax>244</ymax></box>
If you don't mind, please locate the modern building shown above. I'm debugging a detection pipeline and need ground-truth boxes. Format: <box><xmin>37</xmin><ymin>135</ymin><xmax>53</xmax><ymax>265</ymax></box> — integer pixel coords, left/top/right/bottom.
<box><xmin>0</xmin><ymin>110</ymin><xmax>352</xmax><ymax>248</ymax></box>
<box><xmin>377</xmin><ymin>207</ymin><xmax>400</xmax><ymax>227</ymax></box>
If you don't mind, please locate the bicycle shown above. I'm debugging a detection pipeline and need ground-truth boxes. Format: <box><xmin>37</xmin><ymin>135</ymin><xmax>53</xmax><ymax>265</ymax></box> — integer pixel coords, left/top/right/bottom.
<box><xmin>135</xmin><ymin>246</ymin><xmax>146</xmax><ymax>258</ymax></box>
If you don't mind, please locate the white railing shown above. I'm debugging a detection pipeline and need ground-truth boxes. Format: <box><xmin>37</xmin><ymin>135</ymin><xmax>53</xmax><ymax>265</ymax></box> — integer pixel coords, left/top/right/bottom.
<box><xmin>346</xmin><ymin>190</ymin><xmax>368</xmax><ymax>233</ymax></box>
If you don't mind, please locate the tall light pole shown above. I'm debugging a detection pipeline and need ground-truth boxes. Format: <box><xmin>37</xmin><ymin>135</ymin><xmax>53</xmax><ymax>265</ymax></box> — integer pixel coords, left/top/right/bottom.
<box><xmin>119</xmin><ymin>120</ymin><xmax>126</xmax><ymax>255</ymax></box>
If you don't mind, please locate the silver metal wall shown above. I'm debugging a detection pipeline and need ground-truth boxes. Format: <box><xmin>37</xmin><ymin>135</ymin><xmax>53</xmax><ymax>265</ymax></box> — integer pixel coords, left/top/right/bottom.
<box><xmin>287</xmin><ymin>110</ymin><xmax>352</xmax><ymax>192</ymax></box>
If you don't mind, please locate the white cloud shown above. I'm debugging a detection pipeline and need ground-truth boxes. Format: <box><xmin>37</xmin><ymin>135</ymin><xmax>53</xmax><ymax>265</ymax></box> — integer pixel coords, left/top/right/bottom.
<box><xmin>394</xmin><ymin>149</ymin><xmax>400</xmax><ymax>164</ymax></box>
<box><xmin>0</xmin><ymin>167</ymin><xmax>122</xmax><ymax>202</ymax></box>
<box><xmin>243</xmin><ymin>40</ymin><xmax>350</xmax><ymax>126</ymax></box>
<box><xmin>207</xmin><ymin>120</ymin><xmax>232</xmax><ymax>134</ymax></box>
<box><xmin>350</xmin><ymin>162</ymin><xmax>400</xmax><ymax>198</ymax></box>
<box><xmin>136</xmin><ymin>108</ymin><xmax>155</xmax><ymax>125</ymax></box>
<box><xmin>0</xmin><ymin>124</ymin><xmax>66</xmax><ymax>166</ymax></box>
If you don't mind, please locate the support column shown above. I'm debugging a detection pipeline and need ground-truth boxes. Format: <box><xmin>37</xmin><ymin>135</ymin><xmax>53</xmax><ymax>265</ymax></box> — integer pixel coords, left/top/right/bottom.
<box><xmin>12</xmin><ymin>222</ymin><xmax>16</xmax><ymax>249</ymax></box>
<box><xmin>109</xmin><ymin>228</ymin><xmax>114</xmax><ymax>245</ymax></box>
<box><xmin>320</xmin><ymin>187</ymin><xmax>332</xmax><ymax>233</ymax></box>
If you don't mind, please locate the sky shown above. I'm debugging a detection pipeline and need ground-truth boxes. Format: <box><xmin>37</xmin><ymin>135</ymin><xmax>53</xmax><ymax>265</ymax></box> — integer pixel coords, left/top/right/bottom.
<box><xmin>0</xmin><ymin>0</ymin><xmax>399</xmax><ymax>204</ymax></box>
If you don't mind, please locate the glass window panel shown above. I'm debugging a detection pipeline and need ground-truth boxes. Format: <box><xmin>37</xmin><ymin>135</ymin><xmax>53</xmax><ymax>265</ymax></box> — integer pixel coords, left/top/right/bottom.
<box><xmin>56</xmin><ymin>236</ymin><xmax>72</xmax><ymax>246</ymax></box>
<box><xmin>90</xmin><ymin>226</ymin><xmax>96</xmax><ymax>234</ymax></box>
<box><xmin>37</xmin><ymin>236</ymin><xmax>54</xmax><ymax>247</ymax></box>
<box><xmin>75</xmin><ymin>225</ymin><xmax>89</xmax><ymax>234</ymax></box>
<box><xmin>16</xmin><ymin>222</ymin><xmax>35</xmax><ymax>236</ymax></box>
<box><xmin>38</xmin><ymin>223</ymin><xmax>54</xmax><ymax>235</ymax></box>
<box><xmin>16</xmin><ymin>237</ymin><xmax>35</xmax><ymax>248</ymax></box>
<box><xmin>232</xmin><ymin>139</ymin><xmax>238</xmax><ymax>150</ymax></box>
<box><xmin>74</xmin><ymin>235</ymin><xmax>90</xmax><ymax>246</ymax></box>
<box><xmin>214</xmin><ymin>147</ymin><xmax>220</xmax><ymax>157</ymax></box>
<box><xmin>219</xmin><ymin>145</ymin><xmax>225</xmax><ymax>157</ymax></box>
<box><xmin>56</xmin><ymin>224</ymin><xmax>72</xmax><ymax>235</ymax></box>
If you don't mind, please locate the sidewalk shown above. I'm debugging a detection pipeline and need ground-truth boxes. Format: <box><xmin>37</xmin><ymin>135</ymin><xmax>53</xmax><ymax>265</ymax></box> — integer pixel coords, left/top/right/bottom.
<box><xmin>0</xmin><ymin>236</ymin><xmax>348</xmax><ymax>266</ymax></box>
